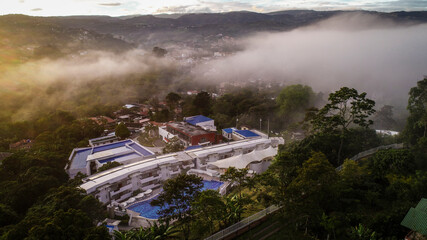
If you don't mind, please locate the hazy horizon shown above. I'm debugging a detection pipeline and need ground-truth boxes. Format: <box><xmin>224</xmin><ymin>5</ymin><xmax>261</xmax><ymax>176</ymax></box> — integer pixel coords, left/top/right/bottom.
<box><xmin>2</xmin><ymin>0</ymin><xmax>426</xmax><ymax>17</ymax></box>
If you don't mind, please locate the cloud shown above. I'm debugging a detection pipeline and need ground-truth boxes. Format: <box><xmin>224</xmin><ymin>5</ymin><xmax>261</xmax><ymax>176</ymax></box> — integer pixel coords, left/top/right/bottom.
<box><xmin>194</xmin><ymin>13</ymin><xmax>427</xmax><ymax>106</ymax></box>
<box><xmin>155</xmin><ymin>1</ymin><xmax>266</xmax><ymax>14</ymax></box>
<box><xmin>31</xmin><ymin>8</ymin><xmax>43</xmax><ymax>11</ymax></box>
<box><xmin>0</xmin><ymin>49</ymin><xmax>175</xmax><ymax>119</ymax></box>
<box><xmin>99</xmin><ymin>2</ymin><xmax>122</xmax><ymax>7</ymax></box>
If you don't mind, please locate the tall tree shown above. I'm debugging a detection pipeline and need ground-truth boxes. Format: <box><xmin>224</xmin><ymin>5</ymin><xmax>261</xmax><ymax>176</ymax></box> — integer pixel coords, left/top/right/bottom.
<box><xmin>310</xmin><ymin>87</ymin><xmax>375</xmax><ymax>164</ymax></box>
<box><xmin>405</xmin><ymin>78</ymin><xmax>426</xmax><ymax>144</ymax></box>
<box><xmin>151</xmin><ymin>174</ymin><xmax>203</xmax><ymax>240</ymax></box>
<box><xmin>373</xmin><ymin>105</ymin><xmax>396</xmax><ymax>130</ymax></box>
<box><xmin>193</xmin><ymin>91</ymin><xmax>212</xmax><ymax>116</ymax></box>
<box><xmin>115</xmin><ymin>123</ymin><xmax>130</xmax><ymax>139</ymax></box>
<box><xmin>284</xmin><ymin>152</ymin><xmax>338</xmax><ymax>234</ymax></box>
<box><xmin>166</xmin><ymin>92</ymin><xmax>182</xmax><ymax>111</ymax></box>
<box><xmin>192</xmin><ymin>190</ymin><xmax>226</xmax><ymax>234</ymax></box>
<box><xmin>276</xmin><ymin>84</ymin><xmax>315</xmax><ymax>127</ymax></box>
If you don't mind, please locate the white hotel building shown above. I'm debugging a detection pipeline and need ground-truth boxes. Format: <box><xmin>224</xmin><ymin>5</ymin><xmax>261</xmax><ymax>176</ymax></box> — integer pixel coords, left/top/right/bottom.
<box><xmin>70</xmin><ymin>134</ymin><xmax>282</xmax><ymax>204</ymax></box>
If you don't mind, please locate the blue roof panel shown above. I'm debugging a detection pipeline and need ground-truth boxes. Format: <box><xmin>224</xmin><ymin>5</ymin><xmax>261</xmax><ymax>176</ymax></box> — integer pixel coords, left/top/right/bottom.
<box><xmin>98</xmin><ymin>153</ymin><xmax>141</xmax><ymax>164</ymax></box>
<box><xmin>185</xmin><ymin>115</ymin><xmax>213</xmax><ymax>126</ymax></box>
<box><xmin>223</xmin><ymin>128</ymin><xmax>235</xmax><ymax>133</ymax></box>
<box><xmin>129</xmin><ymin>143</ymin><xmax>154</xmax><ymax>156</ymax></box>
<box><xmin>185</xmin><ymin>145</ymin><xmax>202</xmax><ymax>151</ymax></box>
<box><xmin>235</xmin><ymin>130</ymin><xmax>260</xmax><ymax>138</ymax></box>
<box><xmin>70</xmin><ymin>148</ymin><xmax>92</xmax><ymax>169</ymax></box>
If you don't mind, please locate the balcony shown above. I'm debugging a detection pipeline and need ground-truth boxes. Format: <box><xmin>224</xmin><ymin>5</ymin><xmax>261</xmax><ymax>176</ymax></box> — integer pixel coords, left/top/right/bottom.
<box><xmin>110</xmin><ymin>184</ymin><xmax>132</xmax><ymax>196</ymax></box>
<box><xmin>140</xmin><ymin>175</ymin><xmax>160</xmax><ymax>184</ymax></box>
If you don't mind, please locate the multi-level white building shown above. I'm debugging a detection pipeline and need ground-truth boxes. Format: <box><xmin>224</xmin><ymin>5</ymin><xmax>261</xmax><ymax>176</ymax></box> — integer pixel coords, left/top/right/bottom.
<box><xmin>76</xmin><ymin>134</ymin><xmax>281</xmax><ymax>204</ymax></box>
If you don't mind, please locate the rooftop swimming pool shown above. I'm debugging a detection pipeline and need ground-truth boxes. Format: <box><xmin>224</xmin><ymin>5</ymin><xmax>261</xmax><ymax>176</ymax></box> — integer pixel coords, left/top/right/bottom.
<box><xmin>127</xmin><ymin>180</ymin><xmax>223</xmax><ymax>219</ymax></box>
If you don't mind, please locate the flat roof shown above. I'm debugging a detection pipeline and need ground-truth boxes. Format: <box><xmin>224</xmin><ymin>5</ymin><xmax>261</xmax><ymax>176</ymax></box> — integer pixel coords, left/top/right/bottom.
<box><xmin>89</xmin><ymin>135</ymin><xmax>117</xmax><ymax>143</ymax></box>
<box><xmin>80</xmin><ymin>137</ymin><xmax>274</xmax><ymax>193</ymax></box>
<box><xmin>235</xmin><ymin>130</ymin><xmax>260</xmax><ymax>138</ymax></box>
<box><xmin>185</xmin><ymin>145</ymin><xmax>202</xmax><ymax>151</ymax></box>
<box><xmin>80</xmin><ymin>154</ymin><xmax>178</xmax><ymax>192</ymax></box>
<box><xmin>167</xmin><ymin>122</ymin><xmax>210</xmax><ymax>136</ymax></box>
<box><xmin>223</xmin><ymin>128</ymin><xmax>236</xmax><ymax>134</ymax></box>
<box><xmin>69</xmin><ymin>140</ymin><xmax>154</xmax><ymax>171</ymax></box>
<box><xmin>185</xmin><ymin>115</ymin><xmax>213</xmax><ymax>125</ymax></box>
<box><xmin>187</xmin><ymin>138</ymin><xmax>271</xmax><ymax>158</ymax></box>
<box><xmin>70</xmin><ymin>148</ymin><xmax>92</xmax><ymax>169</ymax></box>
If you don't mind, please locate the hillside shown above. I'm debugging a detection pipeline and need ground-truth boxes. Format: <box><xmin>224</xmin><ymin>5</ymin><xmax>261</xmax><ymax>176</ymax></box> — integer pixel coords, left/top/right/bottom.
<box><xmin>0</xmin><ymin>14</ymin><xmax>133</xmax><ymax>65</ymax></box>
<box><xmin>47</xmin><ymin>10</ymin><xmax>427</xmax><ymax>47</ymax></box>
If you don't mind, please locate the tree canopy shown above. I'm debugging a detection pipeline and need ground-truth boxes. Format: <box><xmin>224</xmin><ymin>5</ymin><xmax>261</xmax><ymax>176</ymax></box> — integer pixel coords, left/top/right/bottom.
<box><xmin>115</xmin><ymin>123</ymin><xmax>130</xmax><ymax>139</ymax></box>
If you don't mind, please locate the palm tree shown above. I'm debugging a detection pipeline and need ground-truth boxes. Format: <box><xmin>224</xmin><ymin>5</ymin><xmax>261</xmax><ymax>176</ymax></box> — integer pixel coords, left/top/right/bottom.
<box><xmin>224</xmin><ymin>195</ymin><xmax>244</xmax><ymax>226</ymax></box>
<box><xmin>113</xmin><ymin>230</ymin><xmax>134</xmax><ymax>240</ymax></box>
<box><xmin>132</xmin><ymin>227</ymin><xmax>152</xmax><ymax>240</ymax></box>
<box><xmin>148</xmin><ymin>221</ymin><xmax>180</xmax><ymax>240</ymax></box>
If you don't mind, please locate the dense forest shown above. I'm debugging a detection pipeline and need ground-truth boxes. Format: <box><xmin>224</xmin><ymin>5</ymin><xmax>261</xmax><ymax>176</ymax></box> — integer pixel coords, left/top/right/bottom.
<box><xmin>0</xmin><ymin>77</ymin><xmax>425</xmax><ymax>239</ymax></box>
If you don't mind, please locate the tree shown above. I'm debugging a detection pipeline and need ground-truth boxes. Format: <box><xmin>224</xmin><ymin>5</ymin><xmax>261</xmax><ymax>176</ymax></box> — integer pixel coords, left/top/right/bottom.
<box><xmin>276</xmin><ymin>84</ymin><xmax>315</xmax><ymax>127</ymax></box>
<box><xmin>310</xmin><ymin>87</ymin><xmax>375</xmax><ymax>164</ymax></box>
<box><xmin>259</xmin><ymin>151</ymin><xmax>299</xmax><ymax>207</ymax></box>
<box><xmin>166</xmin><ymin>92</ymin><xmax>182</xmax><ymax>111</ymax></box>
<box><xmin>405</xmin><ymin>77</ymin><xmax>426</xmax><ymax>144</ymax></box>
<box><xmin>284</xmin><ymin>152</ymin><xmax>338</xmax><ymax>232</ymax></box>
<box><xmin>373</xmin><ymin>105</ymin><xmax>396</xmax><ymax>130</ymax></box>
<box><xmin>220</xmin><ymin>167</ymin><xmax>250</xmax><ymax>200</ymax></box>
<box><xmin>150</xmin><ymin>174</ymin><xmax>203</xmax><ymax>240</ymax></box>
<box><xmin>192</xmin><ymin>190</ymin><xmax>226</xmax><ymax>234</ymax></box>
<box><xmin>115</xmin><ymin>123</ymin><xmax>130</xmax><ymax>139</ymax></box>
<box><xmin>370</xmin><ymin>149</ymin><xmax>415</xmax><ymax>177</ymax></box>
<box><xmin>220</xmin><ymin>167</ymin><xmax>252</xmax><ymax>221</ymax></box>
<box><xmin>193</xmin><ymin>91</ymin><xmax>212</xmax><ymax>116</ymax></box>
<box><xmin>162</xmin><ymin>137</ymin><xmax>184</xmax><ymax>154</ymax></box>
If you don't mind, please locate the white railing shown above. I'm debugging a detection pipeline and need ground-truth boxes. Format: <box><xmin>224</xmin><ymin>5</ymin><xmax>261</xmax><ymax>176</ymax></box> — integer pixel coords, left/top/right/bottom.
<box><xmin>205</xmin><ymin>205</ymin><xmax>280</xmax><ymax>240</ymax></box>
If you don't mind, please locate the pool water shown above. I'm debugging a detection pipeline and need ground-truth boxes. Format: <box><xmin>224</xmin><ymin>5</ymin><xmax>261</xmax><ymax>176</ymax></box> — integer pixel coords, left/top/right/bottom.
<box><xmin>127</xmin><ymin>180</ymin><xmax>223</xmax><ymax>219</ymax></box>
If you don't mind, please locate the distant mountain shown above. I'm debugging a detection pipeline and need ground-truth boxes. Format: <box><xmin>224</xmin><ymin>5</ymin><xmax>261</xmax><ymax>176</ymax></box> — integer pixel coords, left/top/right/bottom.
<box><xmin>1</xmin><ymin>10</ymin><xmax>426</xmax><ymax>57</ymax></box>
<box><xmin>0</xmin><ymin>14</ymin><xmax>133</xmax><ymax>64</ymax></box>
<box><xmin>41</xmin><ymin>10</ymin><xmax>427</xmax><ymax>47</ymax></box>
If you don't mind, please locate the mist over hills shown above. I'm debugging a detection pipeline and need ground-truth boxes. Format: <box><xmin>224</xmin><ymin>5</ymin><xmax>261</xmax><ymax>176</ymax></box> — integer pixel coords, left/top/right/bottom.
<box><xmin>0</xmin><ymin>10</ymin><xmax>426</xmax><ymax>120</ymax></box>
<box><xmin>2</xmin><ymin>10</ymin><xmax>427</xmax><ymax>50</ymax></box>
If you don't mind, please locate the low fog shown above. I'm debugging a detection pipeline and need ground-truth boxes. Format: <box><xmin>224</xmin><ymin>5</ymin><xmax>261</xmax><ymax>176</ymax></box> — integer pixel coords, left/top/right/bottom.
<box><xmin>195</xmin><ymin>13</ymin><xmax>427</xmax><ymax>106</ymax></box>
<box><xmin>0</xmin><ymin>50</ymin><xmax>176</xmax><ymax>120</ymax></box>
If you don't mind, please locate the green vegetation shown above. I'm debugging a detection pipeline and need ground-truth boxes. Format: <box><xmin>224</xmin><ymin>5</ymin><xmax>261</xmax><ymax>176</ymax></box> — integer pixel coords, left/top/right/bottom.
<box><xmin>309</xmin><ymin>87</ymin><xmax>376</xmax><ymax>164</ymax></box>
<box><xmin>114</xmin><ymin>221</ymin><xmax>179</xmax><ymax>240</ymax></box>
<box><xmin>151</xmin><ymin>174</ymin><xmax>203</xmax><ymax>240</ymax></box>
<box><xmin>162</xmin><ymin>137</ymin><xmax>185</xmax><ymax>154</ymax></box>
<box><xmin>0</xmin><ymin>58</ymin><xmax>424</xmax><ymax>240</ymax></box>
<box><xmin>115</xmin><ymin>123</ymin><xmax>130</xmax><ymax>139</ymax></box>
<box><xmin>96</xmin><ymin>161</ymin><xmax>123</xmax><ymax>173</ymax></box>
<box><xmin>0</xmin><ymin>110</ymin><xmax>108</xmax><ymax>239</ymax></box>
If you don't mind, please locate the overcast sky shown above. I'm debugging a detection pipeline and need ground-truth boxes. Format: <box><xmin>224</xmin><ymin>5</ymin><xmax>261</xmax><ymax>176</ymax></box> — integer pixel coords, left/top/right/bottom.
<box><xmin>1</xmin><ymin>0</ymin><xmax>426</xmax><ymax>16</ymax></box>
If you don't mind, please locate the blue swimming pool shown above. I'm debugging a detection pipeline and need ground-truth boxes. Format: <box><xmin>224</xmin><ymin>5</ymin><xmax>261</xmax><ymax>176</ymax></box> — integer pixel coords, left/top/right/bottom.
<box><xmin>127</xmin><ymin>180</ymin><xmax>223</xmax><ymax>219</ymax></box>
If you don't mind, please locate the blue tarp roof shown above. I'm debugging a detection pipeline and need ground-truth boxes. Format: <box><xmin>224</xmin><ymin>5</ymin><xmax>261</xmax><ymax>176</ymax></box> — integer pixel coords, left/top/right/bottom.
<box><xmin>235</xmin><ymin>130</ymin><xmax>260</xmax><ymax>138</ymax></box>
<box><xmin>185</xmin><ymin>115</ymin><xmax>213</xmax><ymax>126</ymax></box>
<box><xmin>185</xmin><ymin>145</ymin><xmax>202</xmax><ymax>151</ymax></box>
